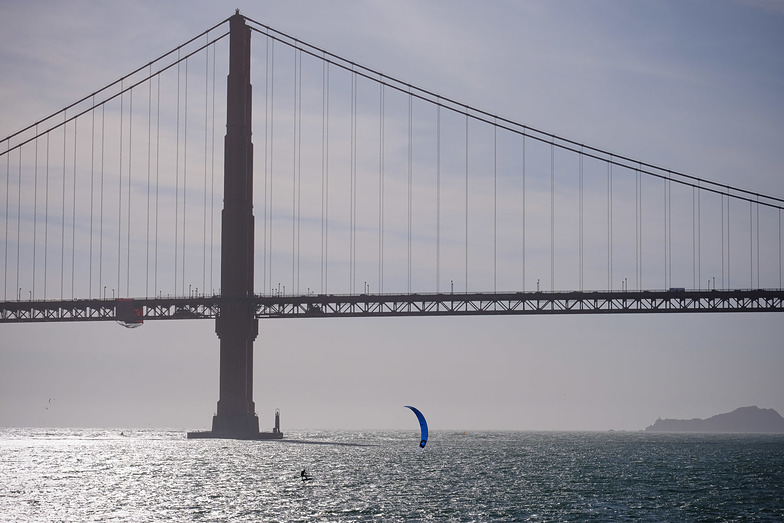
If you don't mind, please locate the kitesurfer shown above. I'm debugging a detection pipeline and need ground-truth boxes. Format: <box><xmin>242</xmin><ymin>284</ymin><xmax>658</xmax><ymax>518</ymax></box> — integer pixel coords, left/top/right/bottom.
<box><xmin>301</xmin><ymin>469</ymin><xmax>309</xmax><ymax>481</ymax></box>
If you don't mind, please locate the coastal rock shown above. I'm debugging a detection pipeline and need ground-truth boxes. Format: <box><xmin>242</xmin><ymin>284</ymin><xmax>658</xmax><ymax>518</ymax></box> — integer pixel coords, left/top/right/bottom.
<box><xmin>645</xmin><ymin>406</ymin><xmax>784</xmax><ymax>433</ymax></box>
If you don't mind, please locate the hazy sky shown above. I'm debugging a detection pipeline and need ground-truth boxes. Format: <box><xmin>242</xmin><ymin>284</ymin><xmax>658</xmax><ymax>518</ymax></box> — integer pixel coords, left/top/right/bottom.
<box><xmin>1</xmin><ymin>0</ymin><xmax>783</xmax><ymax>432</ymax></box>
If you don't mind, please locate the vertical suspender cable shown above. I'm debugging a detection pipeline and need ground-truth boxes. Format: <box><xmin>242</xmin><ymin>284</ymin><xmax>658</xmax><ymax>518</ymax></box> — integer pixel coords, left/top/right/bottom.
<box><xmin>608</xmin><ymin>157</ymin><xmax>613</xmax><ymax>290</ymax></box>
<box><xmin>728</xmin><ymin>194</ymin><xmax>731</xmax><ymax>289</ymax></box>
<box><xmin>350</xmin><ymin>70</ymin><xmax>356</xmax><ymax>294</ymax></box>
<box><xmin>579</xmin><ymin>147</ymin><xmax>583</xmax><ymax>291</ymax></box>
<box><xmin>323</xmin><ymin>58</ymin><xmax>329</xmax><ymax>293</ymax></box>
<box><xmin>348</xmin><ymin>71</ymin><xmax>353</xmax><ymax>293</ymax></box>
<box><xmin>262</xmin><ymin>37</ymin><xmax>269</xmax><ymax>294</ymax></box>
<box><xmin>663</xmin><ymin>173</ymin><xmax>670</xmax><ymax>289</ymax></box>
<box><xmin>636</xmin><ymin>168</ymin><xmax>640</xmax><ymax>290</ymax></box>
<box><xmin>182</xmin><ymin>58</ymin><xmax>188</xmax><ymax>295</ymax></box>
<box><xmin>320</xmin><ymin>56</ymin><xmax>326</xmax><ymax>294</ymax></box>
<box><xmin>378</xmin><ymin>82</ymin><xmax>384</xmax><ymax>294</ymax></box>
<box><xmin>269</xmin><ymin>42</ymin><xmax>276</xmax><ymax>293</ymax></box>
<box><xmin>210</xmin><ymin>44</ymin><xmax>216</xmax><ymax>295</ymax></box>
<box><xmin>32</xmin><ymin>128</ymin><xmax>38</xmax><ymax>299</ymax></box>
<box><xmin>293</xmin><ymin>49</ymin><xmax>303</xmax><ymax>294</ymax></box>
<box><xmin>203</xmin><ymin>44</ymin><xmax>209</xmax><ymax>295</ymax></box>
<box><xmin>436</xmin><ymin>101</ymin><xmax>440</xmax><ymax>293</ymax></box>
<box><xmin>72</xmin><ymin>118</ymin><xmax>79</xmax><ymax>298</ymax></box>
<box><xmin>408</xmin><ymin>91</ymin><xmax>412</xmax><ymax>293</ymax></box>
<box><xmin>324</xmin><ymin>62</ymin><xmax>329</xmax><ymax>293</ymax></box>
<box><xmin>522</xmin><ymin>135</ymin><xmax>526</xmax><ymax>291</ymax></box>
<box><xmin>352</xmin><ymin>72</ymin><xmax>357</xmax><ymax>294</ymax></box>
<box><xmin>756</xmin><ymin>200</ymin><xmax>760</xmax><ymax>288</ymax></box>
<box><xmin>45</xmin><ymin>134</ymin><xmax>50</xmax><ymax>298</ymax></box>
<box><xmin>577</xmin><ymin>148</ymin><xmax>582</xmax><ymax>291</ymax></box>
<box><xmin>697</xmin><ymin>183</ymin><xmax>701</xmax><ymax>288</ymax></box>
<box><xmin>126</xmin><ymin>89</ymin><xmax>133</xmax><ymax>297</ymax></box>
<box><xmin>118</xmin><ymin>88</ymin><xmax>124</xmax><ymax>298</ymax></box>
<box><xmin>638</xmin><ymin>166</ymin><xmax>642</xmax><ymax>290</ymax></box>
<box><xmin>296</xmin><ymin>50</ymin><xmax>303</xmax><ymax>294</ymax></box>
<box><xmin>749</xmin><ymin>201</ymin><xmax>753</xmax><ymax>288</ymax></box>
<box><xmin>293</xmin><ymin>49</ymin><xmax>299</xmax><ymax>294</ymax></box>
<box><xmin>174</xmin><ymin>59</ymin><xmax>180</xmax><ymax>295</ymax></box>
<box><xmin>100</xmin><ymin>105</ymin><xmax>105</xmax><ymax>297</ymax></box>
<box><xmin>90</xmin><ymin>97</ymin><xmax>96</xmax><ymax>298</ymax></box>
<box><xmin>465</xmin><ymin>109</ymin><xmax>469</xmax><ymax>292</ymax></box>
<box><xmin>3</xmin><ymin>142</ymin><xmax>8</xmax><ymax>299</ymax></box>
<box><xmin>155</xmin><ymin>76</ymin><xmax>161</xmax><ymax>296</ymax></box>
<box><xmin>668</xmin><ymin>174</ymin><xmax>672</xmax><ymax>288</ymax></box>
<box><xmin>30</xmin><ymin>136</ymin><xmax>39</xmax><ymax>300</ymax></box>
<box><xmin>721</xmin><ymin>193</ymin><xmax>727</xmax><ymax>289</ymax></box>
<box><xmin>692</xmin><ymin>186</ymin><xmax>697</xmax><ymax>289</ymax></box>
<box><xmin>63</xmin><ymin>113</ymin><xmax>68</xmax><ymax>299</ymax></box>
<box><xmin>146</xmin><ymin>67</ymin><xmax>152</xmax><ymax>297</ymax></box>
<box><xmin>665</xmin><ymin>174</ymin><xmax>670</xmax><ymax>288</ymax></box>
<box><xmin>493</xmin><ymin>123</ymin><xmax>497</xmax><ymax>293</ymax></box>
<box><xmin>550</xmin><ymin>142</ymin><xmax>554</xmax><ymax>291</ymax></box>
<box><xmin>17</xmin><ymin>150</ymin><xmax>22</xmax><ymax>299</ymax></box>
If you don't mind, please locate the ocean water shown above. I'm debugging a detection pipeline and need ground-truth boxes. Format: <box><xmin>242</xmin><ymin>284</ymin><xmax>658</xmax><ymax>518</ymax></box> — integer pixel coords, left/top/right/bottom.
<box><xmin>1</xmin><ymin>429</ymin><xmax>782</xmax><ymax>522</ymax></box>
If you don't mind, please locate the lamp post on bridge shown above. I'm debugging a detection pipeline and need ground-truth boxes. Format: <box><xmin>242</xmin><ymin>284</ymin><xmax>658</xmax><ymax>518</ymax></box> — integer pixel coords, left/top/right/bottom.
<box><xmin>188</xmin><ymin>11</ymin><xmax>281</xmax><ymax>440</ymax></box>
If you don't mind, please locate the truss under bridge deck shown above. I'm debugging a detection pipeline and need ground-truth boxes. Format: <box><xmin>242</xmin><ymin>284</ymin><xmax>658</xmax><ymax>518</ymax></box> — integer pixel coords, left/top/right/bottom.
<box><xmin>2</xmin><ymin>289</ymin><xmax>783</xmax><ymax>323</ymax></box>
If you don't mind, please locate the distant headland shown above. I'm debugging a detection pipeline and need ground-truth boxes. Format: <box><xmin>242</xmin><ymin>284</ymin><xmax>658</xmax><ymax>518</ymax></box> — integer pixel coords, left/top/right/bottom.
<box><xmin>645</xmin><ymin>406</ymin><xmax>784</xmax><ymax>433</ymax></box>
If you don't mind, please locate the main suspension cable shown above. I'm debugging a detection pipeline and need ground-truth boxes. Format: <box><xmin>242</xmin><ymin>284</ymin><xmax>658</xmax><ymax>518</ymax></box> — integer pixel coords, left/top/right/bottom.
<box><xmin>245</xmin><ymin>16</ymin><xmax>783</xmax><ymax>210</ymax></box>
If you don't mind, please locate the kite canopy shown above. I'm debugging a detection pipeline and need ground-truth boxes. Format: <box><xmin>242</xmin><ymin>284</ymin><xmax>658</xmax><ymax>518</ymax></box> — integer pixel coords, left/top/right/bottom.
<box><xmin>404</xmin><ymin>406</ymin><xmax>428</xmax><ymax>453</ymax></box>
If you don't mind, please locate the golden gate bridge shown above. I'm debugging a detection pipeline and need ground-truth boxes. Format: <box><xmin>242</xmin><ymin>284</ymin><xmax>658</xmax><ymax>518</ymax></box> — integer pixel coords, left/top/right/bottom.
<box><xmin>2</xmin><ymin>12</ymin><xmax>783</xmax><ymax>437</ymax></box>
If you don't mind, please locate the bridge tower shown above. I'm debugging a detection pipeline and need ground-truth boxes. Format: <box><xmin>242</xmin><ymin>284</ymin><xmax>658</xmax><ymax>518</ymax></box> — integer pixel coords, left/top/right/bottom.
<box><xmin>188</xmin><ymin>12</ymin><xmax>281</xmax><ymax>440</ymax></box>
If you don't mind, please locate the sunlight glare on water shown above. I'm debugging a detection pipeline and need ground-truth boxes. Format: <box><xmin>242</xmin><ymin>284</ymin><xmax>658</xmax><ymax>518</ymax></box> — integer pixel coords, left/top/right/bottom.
<box><xmin>1</xmin><ymin>429</ymin><xmax>783</xmax><ymax>521</ymax></box>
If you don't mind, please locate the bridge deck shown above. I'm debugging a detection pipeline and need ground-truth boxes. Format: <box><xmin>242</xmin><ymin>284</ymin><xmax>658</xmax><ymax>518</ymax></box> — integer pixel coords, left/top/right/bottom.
<box><xmin>1</xmin><ymin>289</ymin><xmax>783</xmax><ymax>323</ymax></box>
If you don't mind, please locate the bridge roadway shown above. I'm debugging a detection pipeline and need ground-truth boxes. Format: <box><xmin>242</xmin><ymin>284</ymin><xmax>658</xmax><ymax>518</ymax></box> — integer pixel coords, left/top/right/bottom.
<box><xmin>1</xmin><ymin>289</ymin><xmax>783</xmax><ymax>323</ymax></box>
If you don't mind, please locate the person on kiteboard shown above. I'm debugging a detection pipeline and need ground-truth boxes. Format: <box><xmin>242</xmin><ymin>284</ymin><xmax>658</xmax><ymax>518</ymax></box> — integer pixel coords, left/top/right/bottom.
<box><xmin>301</xmin><ymin>469</ymin><xmax>309</xmax><ymax>481</ymax></box>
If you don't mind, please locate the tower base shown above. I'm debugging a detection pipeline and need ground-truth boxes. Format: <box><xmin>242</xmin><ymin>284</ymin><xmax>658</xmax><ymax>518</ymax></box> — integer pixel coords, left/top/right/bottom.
<box><xmin>187</xmin><ymin>413</ymin><xmax>283</xmax><ymax>440</ymax></box>
<box><xmin>186</xmin><ymin>430</ymin><xmax>283</xmax><ymax>440</ymax></box>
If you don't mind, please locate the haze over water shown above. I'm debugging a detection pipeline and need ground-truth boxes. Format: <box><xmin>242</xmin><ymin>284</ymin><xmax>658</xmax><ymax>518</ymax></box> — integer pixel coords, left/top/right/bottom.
<box><xmin>1</xmin><ymin>428</ymin><xmax>782</xmax><ymax>521</ymax></box>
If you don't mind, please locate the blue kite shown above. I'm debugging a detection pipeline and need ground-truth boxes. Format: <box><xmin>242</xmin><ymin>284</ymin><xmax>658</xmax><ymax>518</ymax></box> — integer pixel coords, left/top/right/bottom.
<box><xmin>404</xmin><ymin>405</ymin><xmax>428</xmax><ymax>453</ymax></box>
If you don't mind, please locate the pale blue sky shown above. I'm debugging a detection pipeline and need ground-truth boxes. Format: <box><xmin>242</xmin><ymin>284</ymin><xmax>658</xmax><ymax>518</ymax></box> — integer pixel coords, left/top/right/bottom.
<box><xmin>1</xmin><ymin>0</ymin><xmax>783</xmax><ymax>431</ymax></box>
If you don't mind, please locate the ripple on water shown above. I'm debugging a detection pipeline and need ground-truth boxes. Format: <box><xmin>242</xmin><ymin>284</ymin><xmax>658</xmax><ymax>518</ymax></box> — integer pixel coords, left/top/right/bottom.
<box><xmin>1</xmin><ymin>429</ymin><xmax>783</xmax><ymax>521</ymax></box>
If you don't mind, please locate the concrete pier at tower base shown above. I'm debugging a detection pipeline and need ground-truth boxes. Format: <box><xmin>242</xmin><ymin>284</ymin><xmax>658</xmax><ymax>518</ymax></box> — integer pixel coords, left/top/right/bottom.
<box><xmin>187</xmin><ymin>411</ymin><xmax>284</xmax><ymax>440</ymax></box>
<box><xmin>186</xmin><ymin>429</ymin><xmax>284</xmax><ymax>440</ymax></box>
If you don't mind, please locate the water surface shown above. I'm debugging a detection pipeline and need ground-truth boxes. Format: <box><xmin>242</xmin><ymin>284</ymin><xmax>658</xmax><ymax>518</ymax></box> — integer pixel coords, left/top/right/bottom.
<box><xmin>1</xmin><ymin>429</ymin><xmax>782</xmax><ymax>521</ymax></box>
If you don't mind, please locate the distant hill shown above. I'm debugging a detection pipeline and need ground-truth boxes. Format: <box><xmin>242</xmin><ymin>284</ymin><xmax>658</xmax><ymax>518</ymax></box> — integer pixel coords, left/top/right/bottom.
<box><xmin>645</xmin><ymin>406</ymin><xmax>784</xmax><ymax>433</ymax></box>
